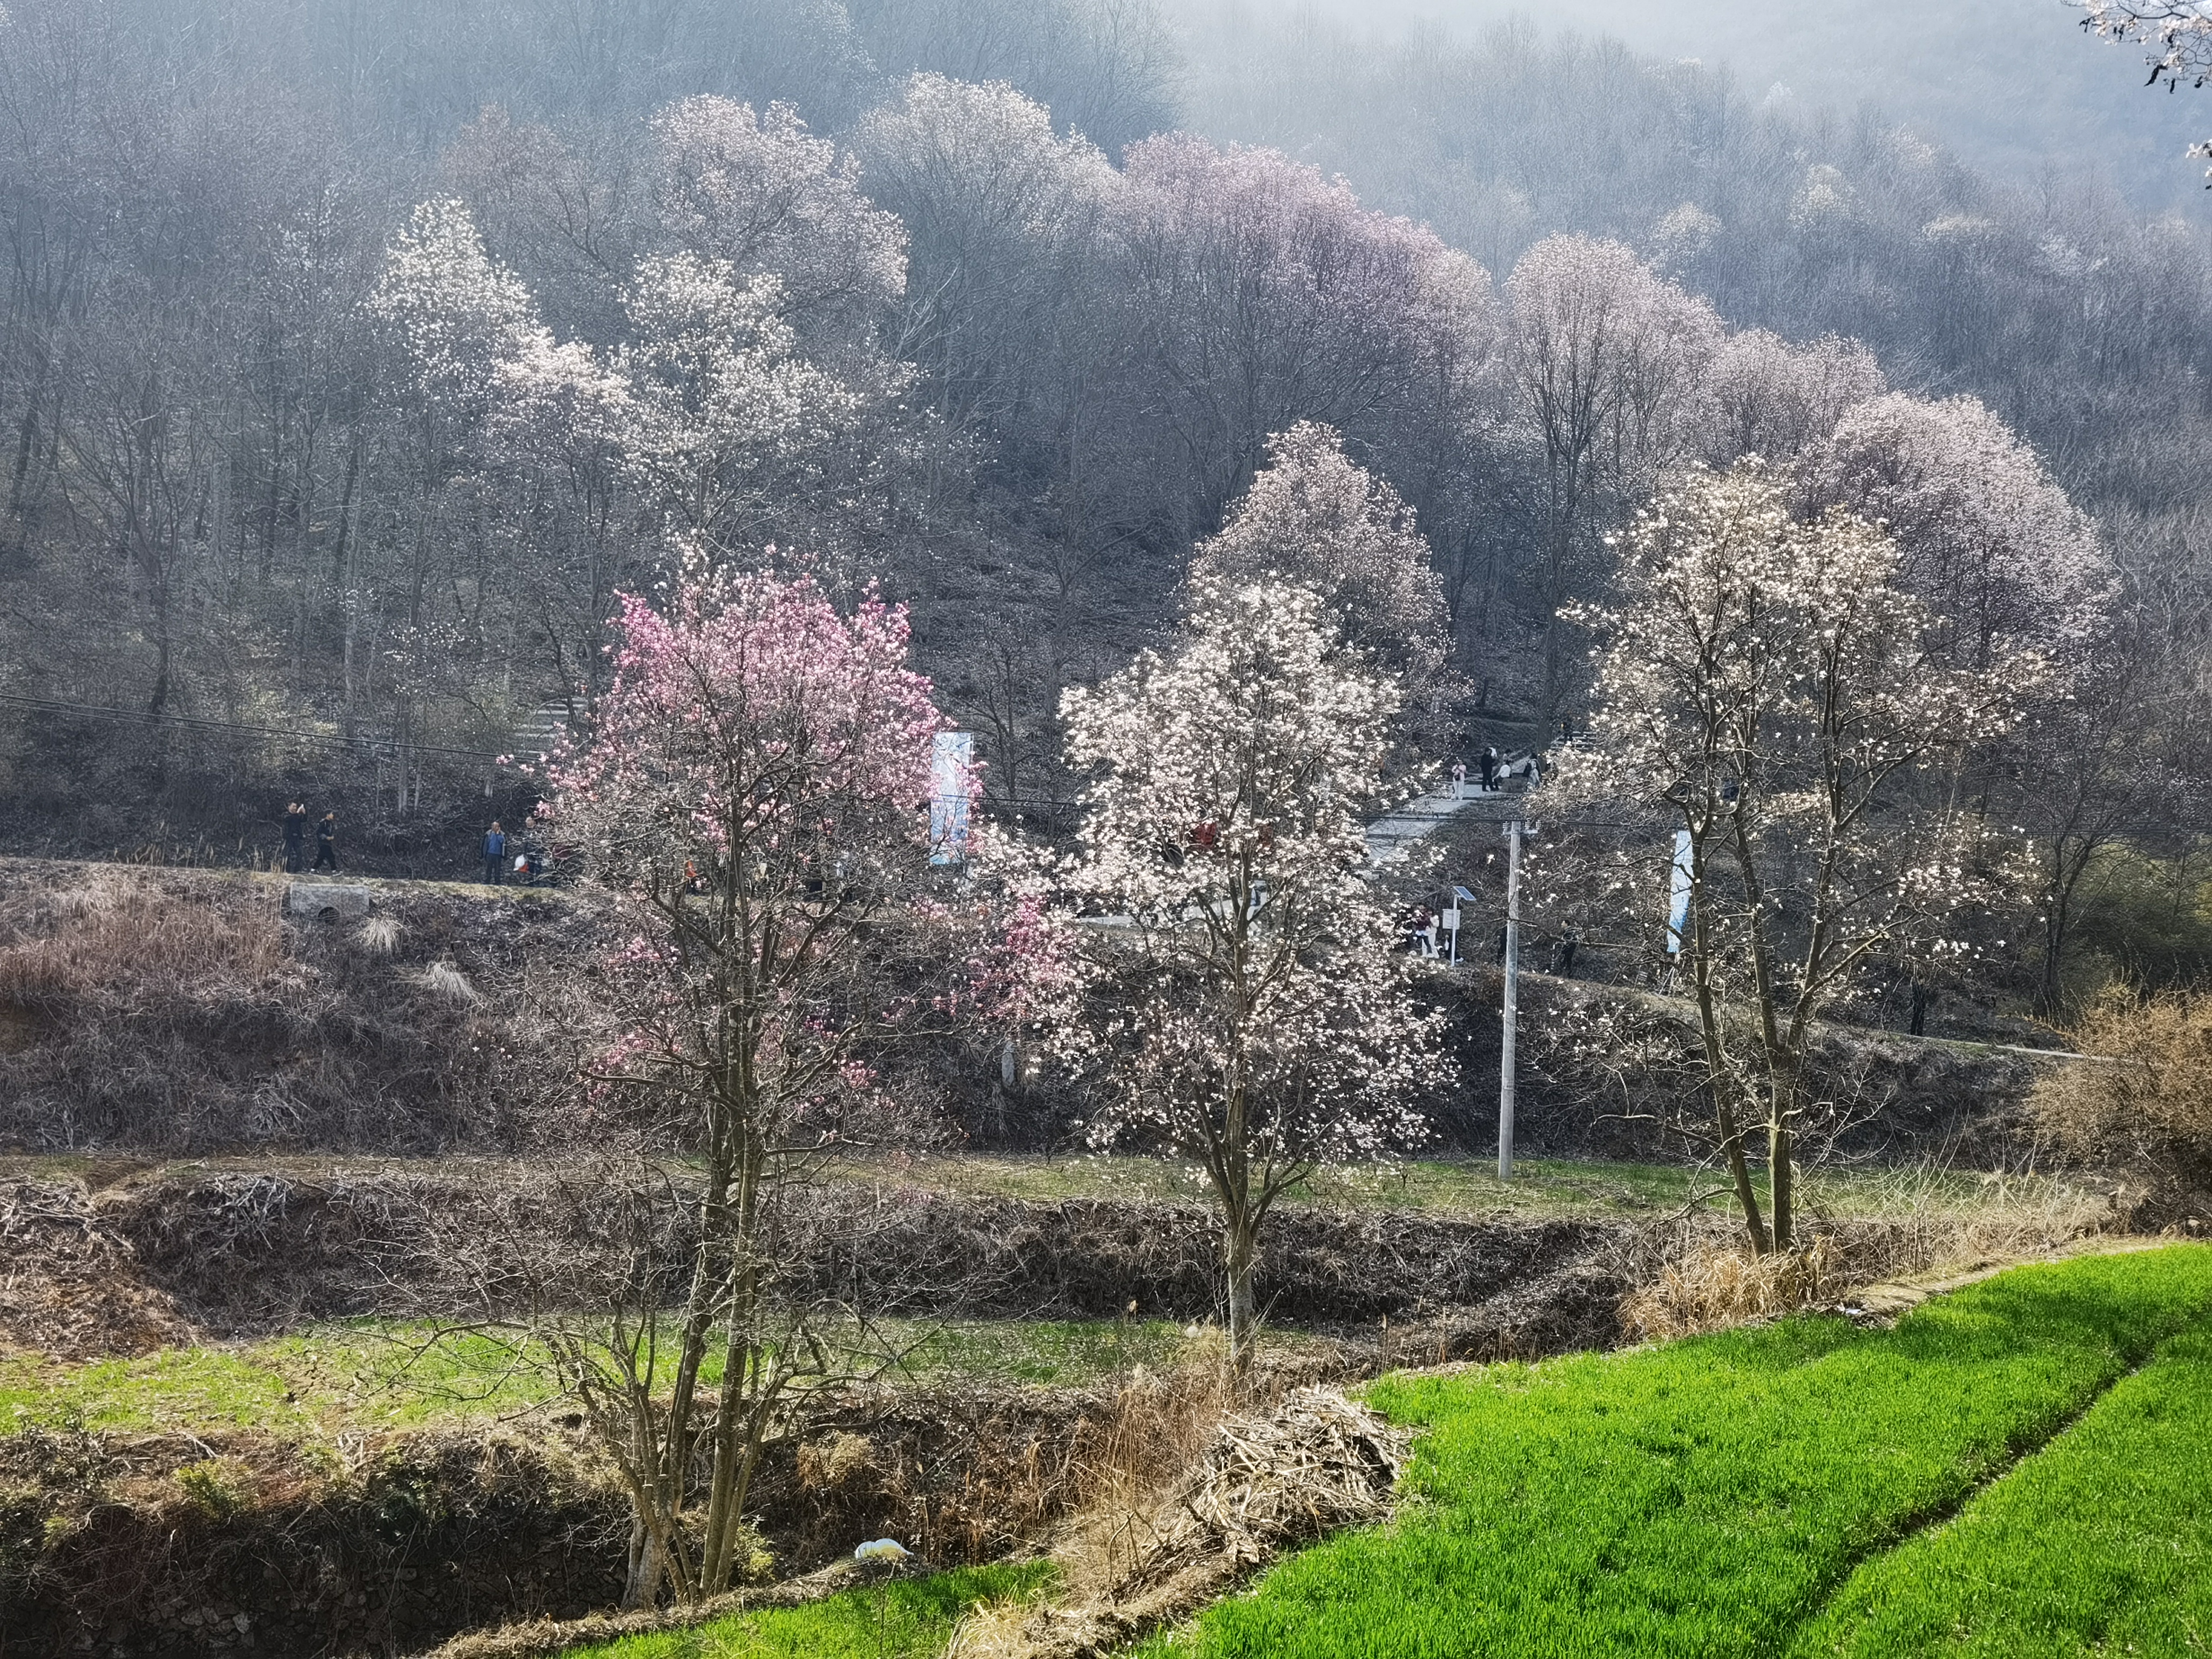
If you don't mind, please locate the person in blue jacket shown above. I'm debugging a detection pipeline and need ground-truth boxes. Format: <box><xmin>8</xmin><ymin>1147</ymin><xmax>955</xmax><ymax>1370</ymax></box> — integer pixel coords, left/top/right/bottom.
<box><xmin>483</xmin><ymin>821</ymin><xmax>507</xmax><ymax>885</ymax></box>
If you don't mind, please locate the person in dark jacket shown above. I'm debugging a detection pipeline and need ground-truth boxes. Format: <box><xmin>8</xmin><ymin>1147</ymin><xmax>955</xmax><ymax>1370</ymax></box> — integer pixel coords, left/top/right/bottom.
<box><xmin>282</xmin><ymin>802</ymin><xmax>308</xmax><ymax>873</ymax></box>
<box><xmin>483</xmin><ymin>821</ymin><xmax>507</xmax><ymax>885</ymax></box>
<box><xmin>313</xmin><ymin>812</ymin><xmax>340</xmax><ymax>871</ymax></box>
<box><xmin>1479</xmin><ymin>746</ymin><xmax>1499</xmax><ymax>790</ymax></box>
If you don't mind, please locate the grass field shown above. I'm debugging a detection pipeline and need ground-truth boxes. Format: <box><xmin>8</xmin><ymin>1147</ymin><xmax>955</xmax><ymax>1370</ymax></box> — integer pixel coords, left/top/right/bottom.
<box><xmin>1795</xmin><ymin>1321</ymin><xmax>2212</xmax><ymax>1655</ymax></box>
<box><xmin>555</xmin><ymin>1563</ymin><xmax>1055</xmax><ymax>1659</ymax></box>
<box><xmin>0</xmin><ymin>1314</ymin><xmax>1267</xmax><ymax>1440</ymax></box>
<box><xmin>825</xmin><ymin>1150</ymin><xmax>2089</xmax><ymax>1229</ymax></box>
<box><xmin>1144</xmin><ymin>1246</ymin><xmax>2212</xmax><ymax>1659</ymax></box>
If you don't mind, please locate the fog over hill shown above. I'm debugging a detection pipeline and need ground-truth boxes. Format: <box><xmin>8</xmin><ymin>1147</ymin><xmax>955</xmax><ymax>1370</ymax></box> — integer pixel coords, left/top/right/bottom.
<box><xmin>1170</xmin><ymin>0</ymin><xmax>2212</xmax><ymax>212</ymax></box>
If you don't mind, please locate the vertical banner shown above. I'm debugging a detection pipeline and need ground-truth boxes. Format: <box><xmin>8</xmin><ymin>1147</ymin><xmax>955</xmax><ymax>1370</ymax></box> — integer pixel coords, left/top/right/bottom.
<box><xmin>929</xmin><ymin>730</ymin><xmax>973</xmax><ymax>867</ymax></box>
<box><xmin>1665</xmin><ymin>828</ymin><xmax>1693</xmax><ymax>955</ymax></box>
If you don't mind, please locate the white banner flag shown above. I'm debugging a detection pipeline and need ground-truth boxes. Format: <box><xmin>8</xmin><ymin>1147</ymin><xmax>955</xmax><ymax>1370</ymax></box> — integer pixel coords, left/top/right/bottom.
<box><xmin>1665</xmin><ymin>828</ymin><xmax>1692</xmax><ymax>955</ymax></box>
<box><xmin>929</xmin><ymin>731</ymin><xmax>973</xmax><ymax>866</ymax></box>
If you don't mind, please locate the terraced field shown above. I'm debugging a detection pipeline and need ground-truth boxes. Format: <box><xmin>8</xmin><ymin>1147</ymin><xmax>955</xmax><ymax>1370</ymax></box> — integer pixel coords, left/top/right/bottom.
<box><xmin>1140</xmin><ymin>1245</ymin><xmax>2212</xmax><ymax>1659</ymax></box>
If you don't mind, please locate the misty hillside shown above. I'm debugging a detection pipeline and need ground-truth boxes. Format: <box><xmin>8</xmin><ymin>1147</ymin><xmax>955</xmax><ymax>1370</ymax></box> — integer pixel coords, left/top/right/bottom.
<box><xmin>1199</xmin><ymin>0</ymin><xmax>2212</xmax><ymax>209</ymax></box>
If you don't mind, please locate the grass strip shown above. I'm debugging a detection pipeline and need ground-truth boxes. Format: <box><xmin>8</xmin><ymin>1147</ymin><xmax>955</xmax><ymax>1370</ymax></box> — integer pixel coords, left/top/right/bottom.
<box><xmin>1165</xmin><ymin>1246</ymin><xmax>2212</xmax><ymax>1658</ymax></box>
<box><xmin>1</xmin><ymin>1316</ymin><xmax>1270</xmax><ymax>1441</ymax></box>
<box><xmin>1791</xmin><ymin>1322</ymin><xmax>2212</xmax><ymax>1656</ymax></box>
<box><xmin>555</xmin><ymin>1562</ymin><xmax>1053</xmax><ymax>1658</ymax></box>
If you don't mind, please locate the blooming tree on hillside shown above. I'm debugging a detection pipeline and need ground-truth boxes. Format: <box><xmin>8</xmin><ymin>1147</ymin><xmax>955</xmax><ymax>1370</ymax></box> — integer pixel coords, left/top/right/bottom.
<box><xmin>367</xmin><ymin>197</ymin><xmax>539</xmax><ymax>424</ymax></box>
<box><xmin>1188</xmin><ymin>422</ymin><xmax>1451</xmax><ymax>686</ymax></box>
<box><xmin>1693</xmin><ymin>329</ymin><xmax>1886</xmax><ymax>468</ymax></box>
<box><xmin>650</xmin><ymin>95</ymin><xmax>908</xmax><ymax>338</ymax></box>
<box><xmin>1053</xmin><ymin>573</ymin><xmax>1444</xmax><ymax>1377</ymax></box>
<box><xmin>616</xmin><ymin>253</ymin><xmax>872</xmax><ymax>555</ymax></box>
<box><xmin>1114</xmin><ymin>134</ymin><xmax>1494</xmax><ymax>537</ymax></box>
<box><xmin>1560</xmin><ymin>462</ymin><xmax>2033</xmax><ymax>1255</ymax></box>
<box><xmin>1505</xmin><ymin>234</ymin><xmax>1723</xmax><ymax>726</ymax></box>
<box><xmin>542</xmin><ymin>568</ymin><xmax>953</xmax><ymax>1607</ymax></box>
<box><xmin>1805</xmin><ymin>392</ymin><xmax>2112</xmax><ymax>673</ymax></box>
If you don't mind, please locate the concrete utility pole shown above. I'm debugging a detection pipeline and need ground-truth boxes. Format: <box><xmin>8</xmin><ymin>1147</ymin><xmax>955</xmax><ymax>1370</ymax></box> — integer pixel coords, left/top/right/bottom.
<box><xmin>1499</xmin><ymin>816</ymin><xmax>1523</xmax><ymax>1181</ymax></box>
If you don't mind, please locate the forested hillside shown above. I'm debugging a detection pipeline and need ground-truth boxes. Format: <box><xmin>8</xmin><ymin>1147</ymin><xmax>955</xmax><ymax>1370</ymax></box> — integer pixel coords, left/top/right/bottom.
<box><xmin>1</xmin><ymin>0</ymin><xmax>2206</xmax><ymax>1002</ymax></box>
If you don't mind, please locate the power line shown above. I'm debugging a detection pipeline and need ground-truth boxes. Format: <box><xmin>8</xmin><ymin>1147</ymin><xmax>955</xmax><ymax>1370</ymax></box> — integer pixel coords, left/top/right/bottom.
<box><xmin>0</xmin><ymin>691</ymin><xmax>515</xmax><ymax>761</ymax></box>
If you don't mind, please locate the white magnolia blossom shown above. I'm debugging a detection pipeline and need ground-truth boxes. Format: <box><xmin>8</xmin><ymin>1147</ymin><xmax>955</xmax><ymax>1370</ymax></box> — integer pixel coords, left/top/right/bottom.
<box><xmin>1187</xmin><ymin>422</ymin><xmax>1450</xmax><ymax>683</ymax></box>
<box><xmin>853</xmin><ymin>73</ymin><xmax>1122</xmax><ymax>241</ymax></box>
<box><xmin>368</xmin><ymin>198</ymin><xmax>538</xmax><ymax>417</ymax></box>
<box><xmin>1559</xmin><ymin>460</ymin><xmax>2038</xmax><ymax>1255</ymax></box>
<box><xmin>1053</xmin><ymin>572</ymin><xmax>1446</xmax><ymax>1370</ymax></box>
<box><xmin>1806</xmin><ymin>391</ymin><xmax>2114</xmax><ymax>672</ymax></box>
<box><xmin>616</xmin><ymin>253</ymin><xmax>868</xmax><ymax>543</ymax></box>
<box><xmin>1693</xmin><ymin>328</ymin><xmax>1886</xmax><ymax>467</ymax></box>
<box><xmin>651</xmin><ymin>94</ymin><xmax>908</xmax><ymax>327</ymax></box>
<box><xmin>492</xmin><ymin>331</ymin><xmax>638</xmax><ymax>471</ymax></box>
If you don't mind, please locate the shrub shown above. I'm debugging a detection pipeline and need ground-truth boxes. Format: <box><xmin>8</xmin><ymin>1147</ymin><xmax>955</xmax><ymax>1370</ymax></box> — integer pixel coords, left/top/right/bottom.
<box><xmin>2034</xmin><ymin>990</ymin><xmax>2212</xmax><ymax>1191</ymax></box>
<box><xmin>1620</xmin><ymin>1236</ymin><xmax>1838</xmax><ymax>1340</ymax></box>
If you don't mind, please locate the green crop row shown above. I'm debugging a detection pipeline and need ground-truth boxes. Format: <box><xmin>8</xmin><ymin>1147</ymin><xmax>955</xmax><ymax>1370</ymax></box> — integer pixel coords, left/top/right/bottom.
<box><xmin>1796</xmin><ymin>1321</ymin><xmax>2212</xmax><ymax>1655</ymax></box>
<box><xmin>557</xmin><ymin>1561</ymin><xmax>1054</xmax><ymax>1658</ymax></box>
<box><xmin>1161</xmin><ymin>1246</ymin><xmax>2212</xmax><ymax>1658</ymax></box>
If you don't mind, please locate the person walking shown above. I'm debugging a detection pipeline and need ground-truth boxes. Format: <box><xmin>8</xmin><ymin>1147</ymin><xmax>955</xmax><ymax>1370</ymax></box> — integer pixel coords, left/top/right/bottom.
<box><xmin>313</xmin><ymin>811</ymin><xmax>340</xmax><ymax>871</ymax></box>
<box><xmin>281</xmin><ymin>801</ymin><xmax>308</xmax><ymax>873</ymax></box>
<box><xmin>1451</xmin><ymin>759</ymin><xmax>1467</xmax><ymax>799</ymax></box>
<box><xmin>1480</xmin><ymin>746</ymin><xmax>1499</xmax><ymax>791</ymax></box>
<box><xmin>483</xmin><ymin>821</ymin><xmax>507</xmax><ymax>885</ymax></box>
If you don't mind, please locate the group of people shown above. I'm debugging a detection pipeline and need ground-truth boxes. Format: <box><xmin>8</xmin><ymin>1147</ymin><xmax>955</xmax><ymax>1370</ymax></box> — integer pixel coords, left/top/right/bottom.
<box><xmin>482</xmin><ymin>821</ymin><xmax>545</xmax><ymax>886</ymax></box>
<box><xmin>280</xmin><ymin>804</ymin><xmax>548</xmax><ymax>886</ymax></box>
<box><xmin>1403</xmin><ymin>906</ymin><xmax>1452</xmax><ymax>958</ymax></box>
<box><xmin>281</xmin><ymin>802</ymin><xmax>340</xmax><ymax>872</ymax></box>
<box><xmin>1448</xmin><ymin>748</ymin><xmax>1503</xmax><ymax>798</ymax></box>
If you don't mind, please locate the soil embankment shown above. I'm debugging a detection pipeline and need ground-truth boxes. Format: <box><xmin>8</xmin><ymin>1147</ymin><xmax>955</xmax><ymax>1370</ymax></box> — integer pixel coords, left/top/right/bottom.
<box><xmin>5</xmin><ymin>1163</ymin><xmax>1636</xmax><ymax>1353</ymax></box>
<box><xmin>0</xmin><ymin>1163</ymin><xmax>1635</xmax><ymax>1657</ymax></box>
<box><xmin>0</xmin><ymin>857</ymin><xmax>2052</xmax><ymax>1163</ymax></box>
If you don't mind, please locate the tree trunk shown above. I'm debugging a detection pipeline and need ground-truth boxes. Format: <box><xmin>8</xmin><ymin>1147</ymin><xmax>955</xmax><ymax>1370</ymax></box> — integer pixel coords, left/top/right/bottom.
<box><xmin>1685</xmin><ymin>825</ymin><xmax>1769</xmax><ymax>1255</ymax></box>
<box><xmin>623</xmin><ymin>1515</ymin><xmax>669</xmax><ymax>1609</ymax></box>
<box><xmin>1768</xmin><ymin>1111</ymin><xmax>1794</xmax><ymax>1256</ymax></box>
<box><xmin>1224</xmin><ymin>1208</ymin><xmax>1259</xmax><ymax>1380</ymax></box>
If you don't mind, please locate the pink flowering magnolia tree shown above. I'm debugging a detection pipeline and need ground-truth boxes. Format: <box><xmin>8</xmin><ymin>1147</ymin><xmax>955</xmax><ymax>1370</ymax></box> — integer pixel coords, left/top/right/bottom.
<box><xmin>539</xmin><ymin>566</ymin><xmax>959</xmax><ymax>1606</ymax></box>
<box><xmin>1557</xmin><ymin>461</ymin><xmax>2036</xmax><ymax>1255</ymax></box>
<box><xmin>1051</xmin><ymin>571</ymin><xmax>1447</xmax><ymax>1378</ymax></box>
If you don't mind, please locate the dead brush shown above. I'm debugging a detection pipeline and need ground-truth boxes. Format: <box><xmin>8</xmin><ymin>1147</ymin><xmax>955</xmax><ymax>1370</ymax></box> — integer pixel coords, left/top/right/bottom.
<box><xmin>1622</xmin><ymin>1235</ymin><xmax>1842</xmax><ymax>1341</ymax></box>
<box><xmin>423</xmin><ymin>960</ymin><xmax>478</xmax><ymax>1004</ymax></box>
<box><xmin>948</xmin><ymin>1382</ymin><xmax>1405</xmax><ymax>1659</ymax></box>
<box><xmin>0</xmin><ymin>871</ymin><xmax>285</xmax><ymax>1006</ymax></box>
<box><xmin>1051</xmin><ymin>1353</ymin><xmax>1236</xmax><ymax>1590</ymax></box>
<box><xmin>359</xmin><ymin>915</ymin><xmax>403</xmax><ymax>955</ymax></box>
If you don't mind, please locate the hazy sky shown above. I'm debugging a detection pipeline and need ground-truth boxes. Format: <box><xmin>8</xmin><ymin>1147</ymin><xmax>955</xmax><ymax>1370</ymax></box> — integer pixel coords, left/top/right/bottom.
<box><xmin>1194</xmin><ymin>0</ymin><xmax>2212</xmax><ymax>209</ymax></box>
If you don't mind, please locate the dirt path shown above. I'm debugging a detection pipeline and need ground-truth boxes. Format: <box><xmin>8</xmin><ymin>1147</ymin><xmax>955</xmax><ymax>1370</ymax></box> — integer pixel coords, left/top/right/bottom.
<box><xmin>1841</xmin><ymin>1233</ymin><xmax>2183</xmax><ymax>1319</ymax></box>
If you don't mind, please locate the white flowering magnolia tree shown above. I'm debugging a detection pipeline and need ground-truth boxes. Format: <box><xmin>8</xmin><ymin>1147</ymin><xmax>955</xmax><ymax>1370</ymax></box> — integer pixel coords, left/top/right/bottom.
<box><xmin>2078</xmin><ymin>3</ymin><xmax>2212</xmax><ymax>174</ymax></box>
<box><xmin>1188</xmin><ymin>421</ymin><xmax>1452</xmax><ymax>685</ymax></box>
<box><xmin>1051</xmin><ymin>573</ymin><xmax>1445</xmax><ymax>1377</ymax></box>
<box><xmin>1559</xmin><ymin>461</ymin><xmax>2034</xmax><ymax>1255</ymax></box>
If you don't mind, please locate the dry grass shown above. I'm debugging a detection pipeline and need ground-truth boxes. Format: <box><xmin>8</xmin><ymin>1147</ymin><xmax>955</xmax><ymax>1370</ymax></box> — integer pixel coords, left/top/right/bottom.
<box><xmin>0</xmin><ymin>856</ymin><xmax>585</xmax><ymax>1152</ymax></box>
<box><xmin>424</xmin><ymin>959</ymin><xmax>478</xmax><ymax>1004</ymax></box>
<box><xmin>1622</xmin><ymin>1237</ymin><xmax>1843</xmax><ymax>1341</ymax></box>
<box><xmin>0</xmin><ymin>869</ymin><xmax>285</xmax><ymax>1006</ymax></box>
<box><xmin>947</xmin><ymin>1381</ymin><xmax>1405</xmax><ymax>1659</ymax></box>
<box><xmin>1621</xmin><ymin>1168</ymin><xmax>2120</xmax><ymax>1341</ymax></box>
<box><xmin>2034</xmin><ymin>990</ymin><xmax>2212</xmax><ymax>1197</ymax></box>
